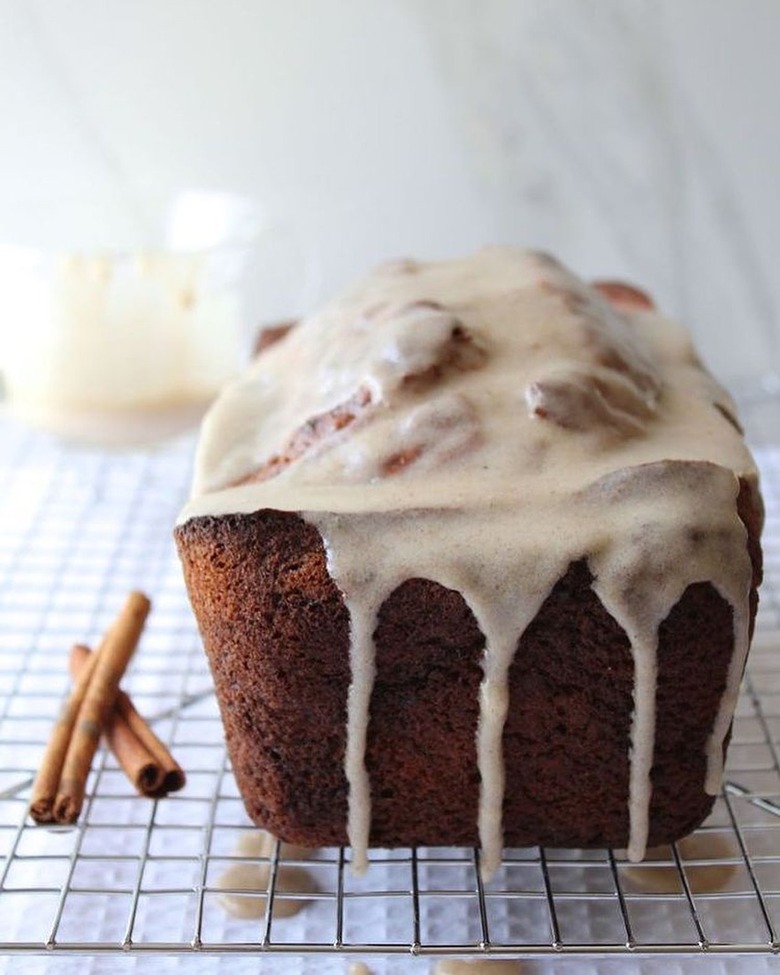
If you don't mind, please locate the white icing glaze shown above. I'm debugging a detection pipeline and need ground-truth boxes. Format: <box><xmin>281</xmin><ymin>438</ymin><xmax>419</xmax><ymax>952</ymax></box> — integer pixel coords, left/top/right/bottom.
<box><xmin>432</xmin><ymin>961</ymin><xmax>523</xmax><ymax>975</ymax></box>
<box><xmin>234</xmin><ymin>828</ymin><xmax>313</xmax><ymax>862</ymax></box>
<box><xmin>179</xmin><ymin>247</ymin><xmax>759</xmax><ymax>880</ymax></box>
<box><xmin>621</xmin><ymin>834</ymin><xmax>739</xmax><ymax>895</ymax></box>
<box><xmin>347</xmin><ymin>964</ymin><xmax>374</xmax><ymax>975</ymax></box>
<box><xmin>216</xmin><ymin>830</ymin><xmax>317</xmax><ymax>920</ymax></box>
<box><xmin>705</xmin><ymin>593</ymin><xmax>751</xmax><ymax>794</ymax></box>
<box><xmin>215</xmin><ymin>862</ymin><xmax>317</xmax><ymax>920</ymax></box>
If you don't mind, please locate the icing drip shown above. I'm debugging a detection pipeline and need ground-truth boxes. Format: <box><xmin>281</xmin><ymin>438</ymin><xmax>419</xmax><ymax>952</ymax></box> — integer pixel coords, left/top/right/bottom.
<box><xmin>475</xmin><ymin>640</ymin><xmax>513</xmax><ymax>881</ymax></box>
<box><xmin>588</xmin><ymin>593</ymin><xmax>658</xmax><ymax>863</ymax></box>
<box><xmin>308</xmin><ymin>511</ymin><xmax>404</xmax><ymax>874</ymax></box>
<box><xmin>342</xmin><ymin>587</ymin><xmax>382</xmax><ymax>875</ymax></box>
<box><xmin>180</xmin><ymin>247</ymin><xmax>760</xmax><ymax>877</ymax></box>
<box><xmin>588</xmin><ymin>461</ymin><xmax>752</xmax><ymax>861</ymax></box>
<box><xmin>307</xmin><ymin>510</ymin><xmax>571</xmax><ymax>877</ymax></box>
<box><xmin>466</xmin><ymin>560</ymin><xmax>572</xmax><ymax>879</ymax></box>
<box><xmin>308</xmin><ymin>465</ymin><xmax>750</xmax><ymax>875</ymax></box>
<box><xmin>705</xmin><ymin>587</ymin><xmax>751</xmax><ymax>794</ymax></box>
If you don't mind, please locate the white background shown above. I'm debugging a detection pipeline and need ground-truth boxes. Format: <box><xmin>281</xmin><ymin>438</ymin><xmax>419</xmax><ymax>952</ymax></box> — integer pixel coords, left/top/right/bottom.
<box><xmin>0</xmin><ymin>0</ymin><xmax>777</xmax><ymax>380</ymax></box>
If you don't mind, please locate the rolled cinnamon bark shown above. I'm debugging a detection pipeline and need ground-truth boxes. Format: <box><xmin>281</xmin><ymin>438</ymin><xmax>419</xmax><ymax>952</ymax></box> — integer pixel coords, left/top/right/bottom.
<box><xmin>29</xmin><ymin>651</ymin><xmax>100</xmax><ymax>824</ymax></box>
<box><xmin>69</xmin><ymin>643</ymin><xmax>185</xmax><ymax>798</ymax></box>
<box><xmin>53</xmin><ymin>591</ymin><xmax>151</xmax><ymax>824</ymax></box>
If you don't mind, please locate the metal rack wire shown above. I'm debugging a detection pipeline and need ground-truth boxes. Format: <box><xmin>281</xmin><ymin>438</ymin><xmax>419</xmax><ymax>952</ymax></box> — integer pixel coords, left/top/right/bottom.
<box><xmin>1</xmin><ymin>394</ymin><xmax>780</xmax><ymax>961</ymax></box>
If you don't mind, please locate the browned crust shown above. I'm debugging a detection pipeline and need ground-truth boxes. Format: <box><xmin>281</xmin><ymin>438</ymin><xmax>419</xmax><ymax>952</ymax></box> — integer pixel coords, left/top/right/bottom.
<box><xmin>175</xmin><ymin>472</ymin><xmax>761</xmax><ymax>850</ymax></box>
<box><xmin>231</xmin><ymin>386</ymin><xmax>373</xmax><ymax>487</ymax></box>
<box><xmin>235</xmin><ymin>312</ymin><xmax>486</xmax><ymax>488</ymax></box>
<box><xmin>592</xmin><ymin>280</ymin><xmax>655</xmax><ymax>311</ymax></box>
<box><xmin>176</xmin><ymin>510</ymin><xmax>351</xmax><ymax>841</ymax></box>
<box><xmin>253</xmin><ymin>320</ymin><xmax>297</xmax><ymax>357</ymax></box>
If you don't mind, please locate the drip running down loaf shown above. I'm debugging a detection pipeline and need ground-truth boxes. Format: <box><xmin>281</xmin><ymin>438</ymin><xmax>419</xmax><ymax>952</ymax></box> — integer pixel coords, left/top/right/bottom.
<box><xmin>175</xmin><ymin>247</ymin><xmax>763</xmax><ymax>880</ymax></box>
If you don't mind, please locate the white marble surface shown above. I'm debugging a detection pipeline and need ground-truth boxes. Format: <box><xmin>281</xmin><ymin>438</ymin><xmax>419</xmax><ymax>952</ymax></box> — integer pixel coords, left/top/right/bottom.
<box><xmin>0</xmin><ymin>0</ymin><xmax>776</xmax><ymax>385</ymax></box>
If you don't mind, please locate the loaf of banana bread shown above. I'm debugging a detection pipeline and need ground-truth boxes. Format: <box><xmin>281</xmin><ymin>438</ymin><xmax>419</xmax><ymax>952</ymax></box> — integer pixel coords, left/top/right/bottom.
<box><xmin>175</xmin><ymin>247</ymin><xmax>762</xmax><ymax>877</ymax></box>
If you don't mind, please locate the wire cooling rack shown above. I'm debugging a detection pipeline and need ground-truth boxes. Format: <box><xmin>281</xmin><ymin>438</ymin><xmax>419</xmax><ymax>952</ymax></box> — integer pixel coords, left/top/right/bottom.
<box><xmin>1</xmin><ymin>391</ymin><xmax>780</xmax><ymax>963</ymax></box>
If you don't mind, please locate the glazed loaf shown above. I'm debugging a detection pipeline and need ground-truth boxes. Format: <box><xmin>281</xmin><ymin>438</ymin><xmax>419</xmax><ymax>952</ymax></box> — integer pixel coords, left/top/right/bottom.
<box><xmin>175</xmin><ymin>248</ymin><xmax>762</xmax><ymax>877</ymax></box>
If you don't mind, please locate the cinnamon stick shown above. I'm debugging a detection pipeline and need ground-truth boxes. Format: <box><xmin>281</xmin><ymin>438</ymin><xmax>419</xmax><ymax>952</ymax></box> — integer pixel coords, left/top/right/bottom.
<box><xmin>29</xmin><ymin>650</ymin><xmax>101</xmax><ymax>823</ymax></box>
<box><xmin>69</xmin><ymin>643</ymin><xmax>185</xmax><ymax>798</ymax></box>
<box><xmin>52</xmin><ymin>590</ymin><xmax>151</xmax><ymax>824</ymax></box>
<box><xmin>117</xmin><ymin>694</ymin><xmax>186</xmax><ymax>797</ymax></box>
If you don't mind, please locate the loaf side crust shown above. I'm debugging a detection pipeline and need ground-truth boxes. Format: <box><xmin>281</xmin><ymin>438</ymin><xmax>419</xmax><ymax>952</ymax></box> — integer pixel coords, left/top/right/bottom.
<box><xmin>175</xmin><ymin>475</ymin><xmax>761</xmax><ymax>849</ymax></box>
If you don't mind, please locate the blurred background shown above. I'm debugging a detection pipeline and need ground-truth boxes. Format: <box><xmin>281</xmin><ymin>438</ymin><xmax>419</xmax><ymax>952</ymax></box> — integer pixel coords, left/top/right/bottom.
<box><xmin>0</xmin><ymin>0</ymin><xmax>776</xmax><ymax>390</ymax></box>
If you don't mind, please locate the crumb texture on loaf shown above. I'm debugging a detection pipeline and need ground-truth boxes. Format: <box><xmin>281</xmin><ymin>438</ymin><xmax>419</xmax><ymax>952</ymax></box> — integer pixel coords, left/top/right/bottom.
<box><xmin>176</xmin><ymin>247</ymin><xmax>762</xmax><ymax>878</ymax></box>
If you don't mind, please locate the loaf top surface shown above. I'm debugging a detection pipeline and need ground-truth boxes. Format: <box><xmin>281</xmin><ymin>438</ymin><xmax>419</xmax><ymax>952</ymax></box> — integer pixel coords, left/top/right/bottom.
<box><xmin>180</xmin><ymin>246</ymin><xmax>755</xmax><ymax>520</ymax></box>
